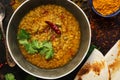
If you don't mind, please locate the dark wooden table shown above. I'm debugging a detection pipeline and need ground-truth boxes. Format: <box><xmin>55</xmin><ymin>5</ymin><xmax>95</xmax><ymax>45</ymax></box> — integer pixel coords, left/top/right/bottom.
<box><xmin>0</xmin><ymin>0</ymin><xmax>120</xmax><ymax>80</ymax></box>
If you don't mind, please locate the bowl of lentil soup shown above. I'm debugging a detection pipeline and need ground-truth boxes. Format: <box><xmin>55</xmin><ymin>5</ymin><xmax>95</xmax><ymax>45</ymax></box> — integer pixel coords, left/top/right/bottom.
<box><xmin>6</xmin><ymin>0</ymin><xmax>91</xmax><ymax>79</ymax></box>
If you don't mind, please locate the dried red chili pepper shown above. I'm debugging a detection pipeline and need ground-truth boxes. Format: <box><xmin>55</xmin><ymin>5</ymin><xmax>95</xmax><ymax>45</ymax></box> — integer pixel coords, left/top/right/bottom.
<box><xmin>44</xmin><ymin>27</ymin><xmax>50</xmax><ymax>33</ymax></box>
<box><xmin>45</xmin><ymin>21</ymin><xmax>61</xmax><ymax>34</ymax></box>
<box><xmin>50</xmin><ymin>34</ymin><xmax>56</xmax><ymax>41</ymax></box>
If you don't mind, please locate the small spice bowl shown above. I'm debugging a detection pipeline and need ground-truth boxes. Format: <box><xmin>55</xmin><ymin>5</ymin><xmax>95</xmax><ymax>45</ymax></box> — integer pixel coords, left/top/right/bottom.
<box><xmin>89</xmin><ymin>0</ymin><xmax>120</xmax><ymax>18</ymax></box>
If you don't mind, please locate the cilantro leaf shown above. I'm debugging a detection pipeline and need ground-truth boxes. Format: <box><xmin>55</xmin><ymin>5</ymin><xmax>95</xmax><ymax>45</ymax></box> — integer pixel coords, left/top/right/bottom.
<box><xmin>24</xmin><ymin>43</ymin><xmax>38</xmax><ymax>54</ymax></box>
<box><xmin>17</xmin><ymin>29</ymin><xmax>54</xmax><ymax>59</ymax></box>
<box><xmin>19</xmin><ymin>39</ymin><xmax>29</xmax><ymax>45</ymax></box>
<box><xmin>5</xmin><ymin>73</ymin><xmax>16</xmax><ymax>80</ymax></box>
<box><xmin>31</xmin><ymin>40</ymin><xmax>43</xmax><ymax>49</ymax></box>
<box><xmin>42</xmin><ymin>41</ymin><xmax>53</xmax><ymax>48</ymax></box>
<box><xmin>17</xmin><ymin>29</ymin><xmax>37</xmax><ymax>54</ymax></box>
<box><xmin>17</xmin><ymin>29</ymin><xmax>30</xmax><ymax>40</ymax></box>
<box><xmin>39</xmin><ymin>47</ymin><xmax>49</xmax><ymax>55</ymax></box>
<box><xmin>39</xmin><ymin>41</ymin><xmax>54</xmax><ymax>59</ymax></box>
<box><xmin>45</xmin><ymin>49</ymin><xmax>54</xmax><ymax>59</ymax></box>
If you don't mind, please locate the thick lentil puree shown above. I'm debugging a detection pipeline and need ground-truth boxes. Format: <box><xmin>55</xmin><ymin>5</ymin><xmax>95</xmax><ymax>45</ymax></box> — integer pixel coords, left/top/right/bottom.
<box><xmin>18</xmin><ymin>4</ymin><xmax>80</xmax><ymax>69</ymax></box>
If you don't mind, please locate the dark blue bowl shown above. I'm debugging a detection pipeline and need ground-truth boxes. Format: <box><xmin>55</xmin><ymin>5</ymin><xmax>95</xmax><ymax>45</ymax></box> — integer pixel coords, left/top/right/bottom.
<box><xmin>89</xmin><ymin>0</ymin><xmax>120</xmax><ymax>18</ymax></box>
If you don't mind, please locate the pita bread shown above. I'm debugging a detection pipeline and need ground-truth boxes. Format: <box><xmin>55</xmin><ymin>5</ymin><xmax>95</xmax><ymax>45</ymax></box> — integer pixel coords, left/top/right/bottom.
<box><xmin>74</xmin><ymin>49</ymin><xmax>109</xmax><ymax>80</ymax></box>
<box><xmin>105</xmin><ymin>40</ymin><xmax>120</xmax><ymax>80</ymax></box>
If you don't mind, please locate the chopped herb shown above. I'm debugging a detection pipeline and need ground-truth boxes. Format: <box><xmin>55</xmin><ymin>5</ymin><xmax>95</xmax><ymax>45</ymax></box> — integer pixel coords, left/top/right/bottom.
<box><xmin>42</xmin><ymin>41</ymin><xmax>53</xmax><ymax>48</ymax></box>
<box><xmin>45</xmin><ymin>49</ymin><xmax>54</xmax><ymax>59</ymax></box>
<box><xmin>17</xmin><ymin>29</ymin><xmax>30</xmax><ymax>40</ymax></box>
<box><xmin>39</xmin><ymin>47</ymin><xmax>49</xmax><ymax>55</ymax></box>
<box><xmin>5</xmin><ymin>73</ymin><xmax>16</xmax><ymax>80</ymax></box>
<box><xmin>24</xmin><ymin>43</ymin><xmax>38</xmax><ymax>54</ymax></box>
<box><xmin>39</xmin><ymin>41</ymin><xmax>54</xmax><ymax>59</ymax></box>
<box><xmin>18</xmin><ymin>39</ymin><xmax>28</xmax><ymax>45</ymax></box>
<box><xmin>17</xmin><ymin>29</ymin><xmax>54</xmax><ymax>59</ymax></box>
<box><xmin>31</xmin><ymin>40</ymin><xmax>42</xmax><ymax>49</ymax></box>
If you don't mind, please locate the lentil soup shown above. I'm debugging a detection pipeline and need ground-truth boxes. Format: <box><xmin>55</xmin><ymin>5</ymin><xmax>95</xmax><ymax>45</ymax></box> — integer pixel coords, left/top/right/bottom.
<box><xmin>17</xmin><ymin>4</ymin><xmax>81</xmax><ymax>69</ymax></box>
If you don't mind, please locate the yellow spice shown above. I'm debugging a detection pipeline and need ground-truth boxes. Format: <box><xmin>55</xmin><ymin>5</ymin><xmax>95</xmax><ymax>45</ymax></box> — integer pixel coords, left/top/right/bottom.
<box><xmin>93</xmin><ymin>0</ymin><xmax>120</xmax><ymax>16</ymax></box>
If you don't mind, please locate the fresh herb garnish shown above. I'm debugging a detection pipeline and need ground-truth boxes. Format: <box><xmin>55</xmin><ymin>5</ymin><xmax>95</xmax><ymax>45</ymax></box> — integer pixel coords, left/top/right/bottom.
<box><xmin>5</xmin><ymin>73</ymin><xmax>16</xmax><ymax>80</ymax></box>
<box><xmin>39</xmin><ymin>41</ymin><xmax>54</xmax><ymax>59</ymax></box>
<box><xmin>45</xmin><ymin>48</ymin><xmax>54</xmax><ymax>59</ymax></box>
<box><xmin>24</xmin><ymin>43</ymin><xmax>38</xmax><ymax>54</ymax></box>
<box><xmin>17</xmin><ymin>29</ymin><xmax>30</xmax><ymax>40</ymax></box>
<box><xmin>31</xmin><ymin>40</ymin><xmax>43</xmax><ymax>49</ymax></box>
<box><xmin>17</xmin><ymin>29</ymin><xmax>30</xmax><ymax>46</ymax></box>
<box><xmin>18</xmin><ymin>39</ymin><xmax>28</xmax><ymax>45</ymax></box>
<box><xmin>17</xmin><ymin>29</ymin><xmax>54</xmax><ymax>59</ymax></box>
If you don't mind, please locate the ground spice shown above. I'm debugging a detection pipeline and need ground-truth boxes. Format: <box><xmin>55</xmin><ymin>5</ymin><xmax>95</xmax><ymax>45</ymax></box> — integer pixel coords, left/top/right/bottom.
<box><xmin>93</xmin><ymin>0</ymin><xmax>120</xmax><ymax>16</ymax></box>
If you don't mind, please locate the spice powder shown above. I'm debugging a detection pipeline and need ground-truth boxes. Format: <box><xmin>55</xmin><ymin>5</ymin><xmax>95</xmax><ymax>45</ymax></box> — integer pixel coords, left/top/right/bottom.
<box><xmin>93</xmin><ymin>0</ymin><xmax>120</xmax><ymax>16</ymax></box>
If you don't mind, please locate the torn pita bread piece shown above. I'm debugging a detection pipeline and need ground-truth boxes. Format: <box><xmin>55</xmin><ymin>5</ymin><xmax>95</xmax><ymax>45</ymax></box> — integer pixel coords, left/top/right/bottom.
<box><xmin>74</xmin><ymin>49</ymin><xmax>109</xmax><ymax>80</ymax></box>
<box><xmin>105</xmin><ymin>40</ymin><xmax>120</xmax><ymax>80</ymax></box>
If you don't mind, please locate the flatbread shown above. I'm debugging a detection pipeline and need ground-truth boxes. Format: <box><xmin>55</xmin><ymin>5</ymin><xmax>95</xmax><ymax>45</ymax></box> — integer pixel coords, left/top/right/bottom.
<box><xmin>105</xmin><ymin>40</ymin><xmax>120</xmax><ymax>80</ymax></box>
<box><xmin>74</xmin><ymin>49</ymin><xmax>109</xmax><ymax>80</ymax></box>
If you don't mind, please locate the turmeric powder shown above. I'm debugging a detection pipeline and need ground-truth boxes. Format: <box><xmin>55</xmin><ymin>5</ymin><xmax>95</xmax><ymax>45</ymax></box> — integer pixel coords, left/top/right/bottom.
<box><xmin>93</xmin><ymin>0</ymin><xmax>120</xmax><ymax>16</ymax></box>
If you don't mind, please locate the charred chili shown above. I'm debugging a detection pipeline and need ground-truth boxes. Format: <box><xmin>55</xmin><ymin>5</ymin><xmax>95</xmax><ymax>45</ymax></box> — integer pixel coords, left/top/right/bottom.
<box><xmin>45</xmin><ymin>21</ymin><xmax>61</xmax><ymax>34</ymax></box>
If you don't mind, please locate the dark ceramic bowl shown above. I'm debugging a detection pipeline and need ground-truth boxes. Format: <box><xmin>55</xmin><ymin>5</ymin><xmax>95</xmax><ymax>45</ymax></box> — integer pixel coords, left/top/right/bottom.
<box><xmin>6</xmin><ymin>0</ymin><xmax>91</xmax><ymax>79</ymax></box>
<box><xmin>89</xmin><ymin>0</ymin><xmax>120</xmax><ymax>18</ymax></box>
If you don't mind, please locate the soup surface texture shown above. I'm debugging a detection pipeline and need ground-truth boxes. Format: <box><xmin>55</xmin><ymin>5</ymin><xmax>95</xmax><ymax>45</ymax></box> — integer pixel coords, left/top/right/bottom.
<box><xmin>17</xmin><ymin>4</ymin><xmax>80</xmax><ymax>69</ymax></box>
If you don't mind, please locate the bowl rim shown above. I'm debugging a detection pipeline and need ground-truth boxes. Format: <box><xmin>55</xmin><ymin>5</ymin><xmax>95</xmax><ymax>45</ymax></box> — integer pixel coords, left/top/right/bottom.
<box><xmin>6</xmin><ymin>0</ymin><xmax>91</xmax><ymax>79</ymax></box>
